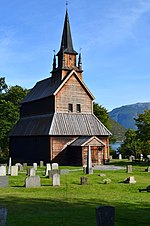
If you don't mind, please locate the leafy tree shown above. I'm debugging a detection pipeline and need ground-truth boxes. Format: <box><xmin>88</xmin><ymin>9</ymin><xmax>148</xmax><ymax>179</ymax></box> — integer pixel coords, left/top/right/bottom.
<box><xmin>135</xmin><ymin>110</ymin><xmax>150</xmax><ymax>155</ymax></box>
<box><xmin>0</xmin><ymin>77</ymin><xmax>8</xmax><ymax>94</ymax></box>
<box><xmin>119</xmin><ymin>129</ymin><xmax>142</xmax><ymax>158</ymax></box>
<box><xmin>0</xmin><ymin>78</ymin><xmax>28</xmax><ymax>157</ymax></box>
<box><xmin>93</xmin><ymin>102</ymin><xmax>111</xmax><ymax>130</ymax></box>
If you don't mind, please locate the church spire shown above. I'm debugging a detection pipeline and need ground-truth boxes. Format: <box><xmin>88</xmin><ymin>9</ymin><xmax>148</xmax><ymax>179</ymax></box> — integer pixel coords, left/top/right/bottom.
<box><xmin>57</xmin><ymin>9</ymin><xmax>77</xmax><ymax>55</ymax></box>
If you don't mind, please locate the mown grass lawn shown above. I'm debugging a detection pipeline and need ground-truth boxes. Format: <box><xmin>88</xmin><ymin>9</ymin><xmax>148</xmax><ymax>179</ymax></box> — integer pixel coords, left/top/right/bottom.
<box><xmin>0</xmin><ymin>160</ymin><xmax>150</xmax><ymax>226</ymax></box>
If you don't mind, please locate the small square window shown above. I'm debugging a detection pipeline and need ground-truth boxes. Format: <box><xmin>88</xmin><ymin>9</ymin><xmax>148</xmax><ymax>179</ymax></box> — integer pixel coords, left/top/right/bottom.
<box><xmin>76</xmin><ymin>104</ymin><xmax>81</xmax><ymax>113</ymax></box>
<box><xmin>68</xmin><ymin>103</ymin><xmax>73</xmax><ymax>112</ymax></box>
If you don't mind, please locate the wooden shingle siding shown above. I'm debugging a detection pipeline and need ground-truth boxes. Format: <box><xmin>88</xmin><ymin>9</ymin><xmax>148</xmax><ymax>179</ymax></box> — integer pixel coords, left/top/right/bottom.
<box><xmin>56</xmin><ymin>74</ymin><xmax>92</xmax><ymax>113</ymax></box>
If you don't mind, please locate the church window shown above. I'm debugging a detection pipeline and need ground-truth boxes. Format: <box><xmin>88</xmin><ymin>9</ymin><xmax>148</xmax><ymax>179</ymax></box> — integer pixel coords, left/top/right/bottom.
<box><xmin>68</xmin><ymin>103</ymin><xmax>73</xmax><ymax>112</ymax></box>
<box><xmin>76</xmin><ymin>104</ymin><xmax>81</xmax><ymax>113</ymax></box>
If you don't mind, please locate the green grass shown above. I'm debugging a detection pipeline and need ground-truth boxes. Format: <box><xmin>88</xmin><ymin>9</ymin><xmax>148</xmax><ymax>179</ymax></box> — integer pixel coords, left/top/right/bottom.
<box><xmin>0</xmin><ymin>160</ymin><xmax>150</xmax><ymax>226</ymax></box>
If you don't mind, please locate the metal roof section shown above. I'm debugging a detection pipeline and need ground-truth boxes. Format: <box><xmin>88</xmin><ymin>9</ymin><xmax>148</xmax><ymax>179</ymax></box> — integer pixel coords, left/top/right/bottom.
<box><xmin>57</xmin><ymin>9</ymin><xmax>77</xmax><ymax>55</ymax></box>
<box><xmin>53</xmin><ymin>70</ymin><xmax>95</xmax><ymax>100</ymax></box>
<box><xmin>50</xmin><ymin>113</ymin><xmax>112</xmax><ymax>136</ymax></box>
<box><xmin>70</xmin><ymin>136</ymin><xmax>105</xmax><ymax>147</ymax></box>
<box><xmin>21</xmin><ymin>77</ymin><xmax>60</xmax><ymax>103</ymax></box>
<box><xmin>9</xmin><ymin>114</ymin><xmax>53</xmax><ymax>136</ymax></box>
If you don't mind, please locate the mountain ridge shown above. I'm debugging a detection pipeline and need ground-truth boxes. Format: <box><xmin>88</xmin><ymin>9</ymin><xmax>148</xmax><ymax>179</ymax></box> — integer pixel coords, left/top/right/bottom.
<box><xmin>109</xmin><ymin>102</ymin><xmax>150</xmax><ymax>130</ymax></box>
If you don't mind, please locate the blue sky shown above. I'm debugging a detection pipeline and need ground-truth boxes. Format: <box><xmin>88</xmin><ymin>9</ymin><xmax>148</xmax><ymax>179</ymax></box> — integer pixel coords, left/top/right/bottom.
<box><xmin>0</xmin><ymin>0</ymin><xmax>150</xmax><ymax>111</ymax></box>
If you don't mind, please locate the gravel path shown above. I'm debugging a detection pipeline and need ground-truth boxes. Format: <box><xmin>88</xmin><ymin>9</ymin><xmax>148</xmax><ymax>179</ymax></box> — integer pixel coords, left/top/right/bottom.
<box><xmin>93</xmin><ymin>165</ymin><xmax>125</xmax><ymax>170</ymax></box>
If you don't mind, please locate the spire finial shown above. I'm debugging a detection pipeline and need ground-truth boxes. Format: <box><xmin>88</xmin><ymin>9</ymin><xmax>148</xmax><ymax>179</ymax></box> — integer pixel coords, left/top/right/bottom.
<box><xmin>66</xmin><ymin>0</ymin><xmax>68</xmax><ymax>9</ymax></box>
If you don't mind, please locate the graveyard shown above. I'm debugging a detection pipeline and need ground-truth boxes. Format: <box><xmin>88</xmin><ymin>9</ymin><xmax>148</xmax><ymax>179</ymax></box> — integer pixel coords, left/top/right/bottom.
<box><xmin>0</xmin><ymin>160</ymin><xmax>150</xmax><ymax>226</ymax></box>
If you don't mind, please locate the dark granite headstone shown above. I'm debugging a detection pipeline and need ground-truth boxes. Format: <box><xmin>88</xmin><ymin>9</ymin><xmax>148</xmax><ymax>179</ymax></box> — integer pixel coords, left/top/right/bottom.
<box><xmin>0</xmin><ymin>207</ymin><xmax>7</xmax><ymax>226</ymax></box>
<box><xmin>25</xmin><ymin>176</ymin><xmax>40</xmax><ymax>188</ymax></box>
<box><xmin>0</xmin><ymin>177</ymin><xmax>8</xmax><ymax>188</ymax></box>
<box><xmin>80</xmin><ymin>176</ymin><xmax>88</xmax><ymax>185</ymax></box>
<box><xmin>96</xmin><ymin>206</ymin><xmax>115</xmax><ymax>226</ymax></box>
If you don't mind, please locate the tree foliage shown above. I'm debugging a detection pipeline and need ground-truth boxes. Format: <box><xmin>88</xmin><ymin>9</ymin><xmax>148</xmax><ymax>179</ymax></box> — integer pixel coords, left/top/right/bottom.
<box><xmin>93</xmin><ymin>102</ymin><xmax>111</xmax><ymax>130</ymax></box>
<box><xmin>0</xmin><ymin>78</ymin><xmax>28</xmax><ymax>155</ymax></box>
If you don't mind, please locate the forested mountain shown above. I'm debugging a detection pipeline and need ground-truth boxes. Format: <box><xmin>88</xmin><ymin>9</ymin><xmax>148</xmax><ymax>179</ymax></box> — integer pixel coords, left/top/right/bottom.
<box><xmin>109</xmin><ymin>102</ymin><xmax>150</xmax><ymax>130</ymax></box>
<box><xmin>109</xmin><ymin>118</ymin><xmax>126</xmax><ymax>141</ymax></box>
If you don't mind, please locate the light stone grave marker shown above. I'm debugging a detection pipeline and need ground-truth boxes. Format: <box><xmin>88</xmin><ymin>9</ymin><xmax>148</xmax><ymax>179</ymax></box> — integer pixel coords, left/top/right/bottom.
<box><xmin>0</xmin><ymin>177</ymin><xmax>8</xmax><ymax>188</ymax></box>
<box><xmin>51</xmin><ymin>163</ymin><xmax>59</xmax><ymax>170</ymax></box>
<box><xmin>60</xmin><ymin>169</ymin><xmax>69</xmax><ymax>175</ymax></box>
<box><xmin>119</xmin><ymin>154</ymin><xmax>122</xmax><ymax>160</ymax></box>
<box><xmin>8</xmin><ymin>157</ymin><xmax>11</xmax><ymax>175</ymax></box>
<box><xmin>33</xmin><ymin>163</ymin><xmax>37</xmax><ymax>170</ymax></box>
<box><xmin>48</xmin><ymin>169</ymin><xmax>60</xmax><ymax>178</ymax></box>
<box><xmin>45</xmin><ymin>163</ymin><xmax>51</xmax><ymax>176</ymax></box>
<box><xmin>11</xmin><ymin>166</ymin><xmax>18</xmax><ymax>176</ymax></box>
<box><xmin>29</xmin><ymin>168</ymin><xmax>36</xmax><ymax>176</ymax></box>
<box><xmin>96</xmin><ymin>206</ymin><xmax>115</xmax><ymax>226</ymax></box>
<box><xmin>124</xmin><ymin>176</ymin><xmax>136</xmax><ymax>184</ymax></box>
<box><xmin>52</xmin><ymin>173</ymin><xmax>60</xmax><ymax>186</ymax></box>
<box><xmin>126</xmin><ymin>165</ymin><xmax>132</xmax><ymax>173</ymax></box>
<box><xmin>0</xmin><ymin>166</ymin><xmax>6</xmax><ymax>176</ymax></box>
<box><xmin>15</xmin><ymin>163</ymin><xmax>23</xmax><ymax>171</ymax></box>
<box><xmin>25</xmin><ymin>176</ymin><xmax>40</xmax><ymax>188</ymax></box>
<box><xmin>40</xmin><ymin>161</ymin><xmax>44</xmax><ymax>168</ymax></box>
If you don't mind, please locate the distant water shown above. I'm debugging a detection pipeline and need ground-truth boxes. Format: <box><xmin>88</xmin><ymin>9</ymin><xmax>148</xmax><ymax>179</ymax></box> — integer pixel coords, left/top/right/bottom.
<box><xmin>110</xmin><ymin>142</ymin><xmax>123</xmax><ymax>151</ymax></box>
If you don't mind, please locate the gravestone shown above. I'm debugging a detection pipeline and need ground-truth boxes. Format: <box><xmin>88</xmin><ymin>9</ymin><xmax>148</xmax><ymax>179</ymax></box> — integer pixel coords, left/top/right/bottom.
<box><xmin>15</xmin><ymin>163</ymin><xmax>23</xmax><ymax>171</ymax></box>
<box><xmin>96</xmin><ymin>206</ymin><xmax>115</xmax><ymax>226</ymax></box>
<box><xmin>60</xmin><ymin>169</ymin><xmax>69</xmax><ymax>175</ymax></box>
<box><xmin>33</xmin><ymin>163</ymin><xmax>37</xmax><ymax>170</ymax></box>
<box><xmin>80</xmin><ymin>176</ymin><xmax>88</xmax><ymax>185</ymax></box>
<box><xmin>145</xmin><ymin>166</ymin><xmax>150</xmax><ymax>172</ymax></box>
<box><xmin>29</xmin><ymin>168</ymin><xmax>36</xmax><ymax>176</ymax></box>
<box><xmin>124</xmin><ymin>176</ymin><xmax>136</xmax><ymax>184</ymax></box>
<box><xmin>8</xmin><ymin>157</ymin><xmax>11</xmax><ymax>175</ymax></box>
<box><xmin>51</xmin><ymin>163</ymin><xmax>59</xmax><ymax>170</ymax></box>
<box><xmin>11</xmin><ymin>166</ymin><xmax>18</xmax><ymax>176</ymax></box>
<box><xmin>52</xmin><ymin>173</ymin><xmax>60</xmax><ymax>186</ymax></box>
<box><xmin>0</xmin><ymin>207</ymin><xmax>7</xmax><ymax>226</ymax></box>
<box><xmin>119</xmin><ymin>154</ymin><xmax>122</xmax><ymax>160</ymax></box>
<box><xmin>40</xmin><ymin>161</ymin><xmax>44</xmax><ymax>168</ymax></box>
<box><xmin>126</xmin><ymin>165</ymin><xmax>132</xmax><ymax>173</ymax></box>
<box><xmin>25</xmin><ymin>176</ymin><xmax>40</xmax><ymax>188</ymax></box>
<box><xmin>45</xmin><ymin>163</ymin><xmax>51</xmax><ymax>176</ymax></box>
<box><xmin>23</xmin><ymin>163</ymin><xmax>27</xmax><ymax>167</ymax></box>
<box><xmin>0</xmin><ymin>177</ymin><xmax>8</xmax><ymax>188</ymax></box>
<box><xmin>48</xmin><ymin>170</ymin><xmax>60</xmax><ymax>178</ymax></box>
<box><xmin>0</xmin><ymin>166</ymin><xmax>6</xmax><ymax>176</ymax></box>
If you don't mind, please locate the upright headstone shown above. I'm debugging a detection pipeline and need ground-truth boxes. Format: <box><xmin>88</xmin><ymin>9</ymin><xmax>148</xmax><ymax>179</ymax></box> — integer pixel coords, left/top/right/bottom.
<box><xmin>0</xmin><ymin>177</ymin><xmax>8</xmax><ymax>188</ymax></box>
<box><xmin>33</xmin><ymin>163</ymin><xmax>37</xmax><ymax>170</ymax></box>
<box><xmin>96</xmin><ymin>206</ymin><xmax>115</xmax><ymax>226</ymax></box>
<box><xmin>48</xmin><ymin>169</ymin><xmax>60</xmax><ymax>178</ymax></box>
<box><xmin>15</xmin><ymin>163</ymin><xmax>23</xmax><ymax>171</ymax></box>
<box><xmin>0</xmin><ymin>166</ymin><xmax>6</xmax><ymax>176</ymax></box>
<box><xmin>8</xmin><ymin>157</ymin><xmax>11</xmax><ymax>175</ymax></box>
<box><xmin>126</xmin><ymin>165</ymin><xmax>132</xmax><ymax>173</ymax></box>
<box><xmin>124</xmin><ymin>176</ymin><xmax>136</xmax><ymax>184</ymax></box>
<box><xmin>25</xmin><ymin>176</ymin><xmax>40</xmax><ymax>188</ymax></box>
<box><xmin>119</xmin><ymin>154</ymin><xmax>122</xmax><ymax>160</ymax></box>
<box><xmin>52</xmin><ymin>173</ymin><xmax>60</xmax><ymax>186</ymax></box>
<box><xmin>45</xmin><ymin>163</ymin><xmax>51</xmax><ymax>176</ymax></box>
<box><xmin>140</xmin><ymin>153</ymin><xmax>143</xmax><ymax>161</ymax></box>
<box><xmin>147</xmin><ymin>166</ymin><xmax>150</xmax><ymax>172</ymax></box>
<box><xmin>23</xmin><ymin>163</ymin><xmax>27</xmax><ymax>167</ymax></box>
<box><xmin>80</xmin><ymin>176</ymin><xmax>88</xmax><ymax>185</ymax></box>
<box><xmin>40</xmin><ymin>161</ymin><xmax>44</xmax><ymax>168</ymax></box>
<box><xmin>51</xmin><ymin>163</ymin><xmax>59</xmax><ymax>170</ymax></box>
<box><xmin>0</xmin><ymin>207</ymin><xmax>7</xmax><ymax>226</ymax></box>
<box><xmin>29</xmin><ymin>168</ymin><xmax>36</xmax><ymax>176</ymax></box>
<box><xmin>11</xmin><ymin>166</ymin><xmax>18</xmax><ymax>176</ymax></box>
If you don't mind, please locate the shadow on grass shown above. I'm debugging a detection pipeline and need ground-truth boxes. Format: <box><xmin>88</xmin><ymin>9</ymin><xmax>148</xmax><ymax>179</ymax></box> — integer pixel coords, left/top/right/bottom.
<box><xmin>0</xmin><ymin>195</ymin><xmax>150</xmax><ymax>226</ymax></box>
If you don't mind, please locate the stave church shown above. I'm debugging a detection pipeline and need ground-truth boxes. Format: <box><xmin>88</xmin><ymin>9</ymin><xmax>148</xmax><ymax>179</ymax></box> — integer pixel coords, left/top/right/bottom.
<box><xmin>9</xmin><ymin>7</ymin><xmax>111</xmax><ymax>165</ymax></box>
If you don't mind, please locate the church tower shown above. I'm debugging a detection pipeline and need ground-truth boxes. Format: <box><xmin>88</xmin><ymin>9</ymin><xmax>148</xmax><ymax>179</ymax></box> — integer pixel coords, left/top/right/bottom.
<box><xmin>51</xmin><ymin>9</ymin><xmax>83</xmax><ymax>82</ymax></box>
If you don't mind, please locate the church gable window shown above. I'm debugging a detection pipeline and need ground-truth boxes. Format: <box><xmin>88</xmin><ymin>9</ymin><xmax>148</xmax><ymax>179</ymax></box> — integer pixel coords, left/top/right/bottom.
<box><xmin>68</xmin><ymin>103</ymin><xmax>73</xmax><ymax>112</ymax></box>
<box><xmin>76</xmin><ymin>104</ymin><xmax>81</xmax><ymax>113</ymax></box>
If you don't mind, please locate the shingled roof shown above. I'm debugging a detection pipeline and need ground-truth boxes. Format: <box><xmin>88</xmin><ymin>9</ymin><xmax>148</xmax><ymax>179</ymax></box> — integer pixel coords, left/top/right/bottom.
<box><xmin>9</xmin><ymin>113</ymin><xmax>111</xmax><ymax>136</ymax></box>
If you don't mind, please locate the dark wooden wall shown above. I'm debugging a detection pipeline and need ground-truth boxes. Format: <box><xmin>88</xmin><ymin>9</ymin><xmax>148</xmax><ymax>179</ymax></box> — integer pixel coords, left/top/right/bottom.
<box><xmin>9</xmin><ymin>136</ymin><xmax>50</xmax><ymax>164</ymax></box>
<box><xmin>20</xmin><ymin>96</ymin><xmax>55</xmax><ymax>117</ymax></box>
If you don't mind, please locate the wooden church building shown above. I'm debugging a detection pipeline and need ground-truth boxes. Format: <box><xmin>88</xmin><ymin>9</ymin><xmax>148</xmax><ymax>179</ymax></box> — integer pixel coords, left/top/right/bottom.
<box><xmin>9</xmin><ymin>9</ymin><xmax>111</xmax><ymax>165</ymax></box>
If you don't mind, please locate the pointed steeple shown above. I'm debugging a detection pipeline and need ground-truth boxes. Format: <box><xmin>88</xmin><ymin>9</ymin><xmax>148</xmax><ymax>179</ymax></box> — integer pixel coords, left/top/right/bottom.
<box><xmin>57</xmin><ymin>9</ymin><xmax>77</xmax><ymax>55</ymax></box>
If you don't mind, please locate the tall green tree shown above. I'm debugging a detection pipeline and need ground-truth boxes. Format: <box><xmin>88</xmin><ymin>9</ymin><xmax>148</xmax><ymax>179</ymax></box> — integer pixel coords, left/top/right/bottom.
<box><xmin>119</xmin><ymin>129</ymin><xmax>142</xmax><ymax>158</ymax></box>
<box><xmin>135</xmin><ymin>110</ymin><xmax>150</xmax><ymax>155</ymax></box>
<box><xmin>93</xmin><ymin>102</ymin><xmax>111</xmax><ymax>130</ymax></box>
<box><xmin>0</xmin><ymin>78</ymin><xmax>28</xmax><ymax>155</ymax></box>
